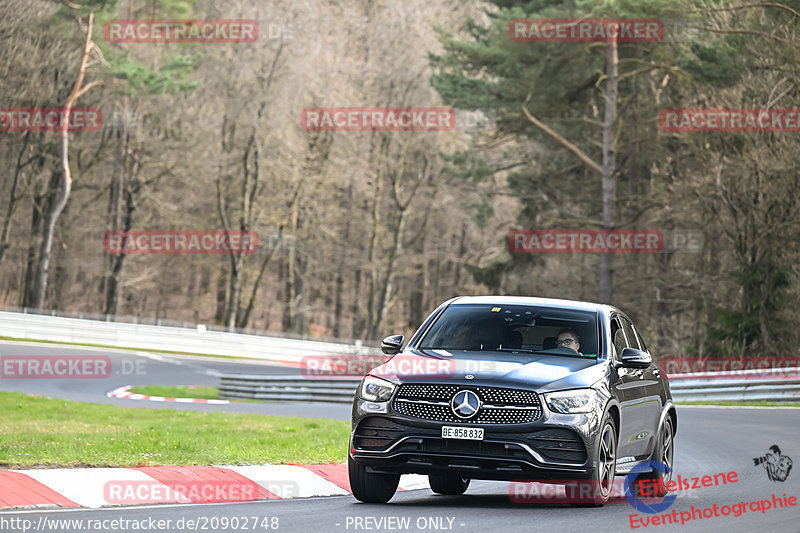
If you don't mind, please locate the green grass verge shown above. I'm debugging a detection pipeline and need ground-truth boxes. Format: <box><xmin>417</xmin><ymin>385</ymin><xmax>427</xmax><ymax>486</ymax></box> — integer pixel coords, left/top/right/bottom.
<box><xmin>677</xmin><ymin>401</ymin><xmax>800</xmax><ymax>407</ymax></box>
<box><xmin>127</xmin><ymin>385</ymin><xmax>220</xmax><ymax>400</ymax></box>
<box><xmin>0</xmin><ymin>392</ymin><xmax>349</xmax><ymax>469</ymax></box>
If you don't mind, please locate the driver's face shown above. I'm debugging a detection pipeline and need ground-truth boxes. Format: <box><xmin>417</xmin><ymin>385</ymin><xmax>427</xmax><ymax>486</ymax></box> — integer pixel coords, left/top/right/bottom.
<box><xmin>556</xmin><ymin>333</ymin><xmax>580</xmax><ymax>353</ymax></box>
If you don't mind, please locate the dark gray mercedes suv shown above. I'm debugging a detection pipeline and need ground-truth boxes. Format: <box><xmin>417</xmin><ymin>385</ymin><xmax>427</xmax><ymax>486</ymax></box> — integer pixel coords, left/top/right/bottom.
<box><xmin>348</xmin><ymin>296</ymin><xmax>676</xmax><ymax>505</ymax></box>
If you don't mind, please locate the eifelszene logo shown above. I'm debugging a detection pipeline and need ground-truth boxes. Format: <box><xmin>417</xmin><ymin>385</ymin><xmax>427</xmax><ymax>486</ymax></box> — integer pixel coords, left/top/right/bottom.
<box><xmin>625</xmin><ymin>461</ymin><xmax>677</xmax><ymax>514</ymax></box>
<box><xmin>754</xmin><ymin>445</ymin><xmax>793</xmax><ymax>482</ymax></box>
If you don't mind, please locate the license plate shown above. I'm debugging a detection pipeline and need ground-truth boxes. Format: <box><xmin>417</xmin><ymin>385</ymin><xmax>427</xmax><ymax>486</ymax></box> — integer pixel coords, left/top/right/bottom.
<box><xmin>441</xmin><ymin>426</ymin><xmax>484</xmax><ymax>440</ymax></box>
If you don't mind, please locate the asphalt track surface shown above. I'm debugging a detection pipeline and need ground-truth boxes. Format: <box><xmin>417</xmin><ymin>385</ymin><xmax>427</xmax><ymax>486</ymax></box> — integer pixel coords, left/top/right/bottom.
<box><xmin>0</xmin><ymin>340</ymin><xmax>350</xmax><ymax>419</ymax></box>
<box><xmin>1</xmin><ymin>341</ymin><xmax>799</xmax><ymax>532</ymax></box>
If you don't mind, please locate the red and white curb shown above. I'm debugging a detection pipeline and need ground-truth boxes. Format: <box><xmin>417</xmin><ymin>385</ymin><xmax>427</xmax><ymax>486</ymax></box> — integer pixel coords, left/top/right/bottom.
<box><xmin>0</xmin><ymin>464</ymin><xmax>429</xmax><ymax>510</ymax></box>
<box><xmin>106</xmin><ymin>385</ymin><xmax>229</xmax><ymax>404</ymax></box>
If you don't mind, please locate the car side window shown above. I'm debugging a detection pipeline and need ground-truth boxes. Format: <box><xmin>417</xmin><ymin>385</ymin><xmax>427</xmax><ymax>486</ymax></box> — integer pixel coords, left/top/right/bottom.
<box><xmin>620</xmin><ymin>318</ymin><xmax>640</xmax><ymax>351</ymax></box>
<box><xmin>632</xmin><ymin>323</ymin><xmax>648</xmax><ymax>352</ymax></box>
<box><xmin>611</xmin><ymin>317</ymin><xmax>627</xmax><ymax>356</ymax></box>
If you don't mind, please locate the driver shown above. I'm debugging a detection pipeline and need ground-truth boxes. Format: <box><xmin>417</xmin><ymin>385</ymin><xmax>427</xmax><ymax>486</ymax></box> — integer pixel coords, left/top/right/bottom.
<box><xmin>556</xmin><ymin>328</ymin><xmax>583</xmax><ymax>355</ymax></box>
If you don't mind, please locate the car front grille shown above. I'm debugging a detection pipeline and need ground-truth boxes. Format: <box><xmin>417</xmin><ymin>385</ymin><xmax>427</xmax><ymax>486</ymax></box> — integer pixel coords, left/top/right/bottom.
<box><xmin>392</xmin><ymin>384</ymin><xmax>541</xmax><ymax>424</ymax></box>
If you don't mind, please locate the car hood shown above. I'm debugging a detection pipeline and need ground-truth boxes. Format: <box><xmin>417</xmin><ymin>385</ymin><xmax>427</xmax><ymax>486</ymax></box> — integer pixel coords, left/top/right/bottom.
<box><xmin>370</xmin><ymin>350</ymin><xmax>608</xmax><ymax>393</ymax></box>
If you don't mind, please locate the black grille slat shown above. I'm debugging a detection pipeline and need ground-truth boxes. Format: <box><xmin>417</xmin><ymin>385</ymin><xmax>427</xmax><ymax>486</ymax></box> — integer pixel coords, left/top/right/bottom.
<box><xmin>393</xmin><ymin>384</ymin><xmax>541</xmax><ymax>424</ymax></box>
<box><xmin>529</xmin><ymin>428</ymin><xmax>587</xmax><ymax>463</ymax></box>
<box><xmin>353</xmin><ymin>417</ymin><xmax>409</xmax><ymax>450</ymax></box>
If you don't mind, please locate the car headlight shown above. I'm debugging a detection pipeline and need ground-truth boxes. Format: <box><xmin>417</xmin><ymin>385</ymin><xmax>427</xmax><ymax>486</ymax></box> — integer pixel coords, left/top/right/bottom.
<box><xmin>545</xmin><ymin>389</ymin><xmax>597</xmax><ymax>414</ymax></box>
<box><xmin>358</xmin><ymin>375</ymin><xmax>396</xmax><ymax>402</ymax></box>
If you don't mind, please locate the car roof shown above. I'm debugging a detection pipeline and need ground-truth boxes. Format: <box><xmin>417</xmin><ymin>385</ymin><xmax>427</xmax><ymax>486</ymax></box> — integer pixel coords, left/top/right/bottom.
<box><xmin>448</xmin><ymin>295</ymin><xmax>617</xmax><ymax>315</ymax></box>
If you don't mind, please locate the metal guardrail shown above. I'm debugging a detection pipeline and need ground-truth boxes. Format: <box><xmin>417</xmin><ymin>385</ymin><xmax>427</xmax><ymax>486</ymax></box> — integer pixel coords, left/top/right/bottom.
<box><xmin>0</xmin><ymin>310</ymin><xmax>371</xmax><ymax>362</ymax></box>
<box><xmin>218</xmin><ymin>374</ymin><xmax>361</xmax><ymax>403</ymax></box>
<box><xmin>217</xmin><ymin>373</ymin><xmax>800</xmax><ymax>404</ymax></box>
<box><xmin>0</xmin><ymin>305</ymin><xmax>375</xmax><ymax>346</ymax></box>
<box><xmin>669</xmin><ymin>378</ymin><xmax>800</xmax><ymax>403</ymax></box>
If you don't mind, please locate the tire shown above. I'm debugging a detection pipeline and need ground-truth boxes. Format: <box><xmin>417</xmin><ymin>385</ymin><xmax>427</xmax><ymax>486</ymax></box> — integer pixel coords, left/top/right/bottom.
<box><xmin>570</xmin><ymin>412</ymin><xmax>617</xmax><ymax>507</ymax></box>
<box><xmin>634</xmin><ymin>416</ymin><xmax>674</xmax><ymax>498</ymax></box>
<box><xmin>348</xmin><ymin>455</ymin><xmax>400</xmax><ymax>503</ymax></box>
<box><xmin>428</xmin><ymin>475</ymin><xmax>470</xmax><ymax>495</ymax></box>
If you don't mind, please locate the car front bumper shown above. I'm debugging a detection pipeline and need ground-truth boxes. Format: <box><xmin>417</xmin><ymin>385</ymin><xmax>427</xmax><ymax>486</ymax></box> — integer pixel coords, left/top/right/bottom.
<box><xmin>349</xmin><ymin>397</ymin><xmax>601</xmax><ymax>481</ymax></box>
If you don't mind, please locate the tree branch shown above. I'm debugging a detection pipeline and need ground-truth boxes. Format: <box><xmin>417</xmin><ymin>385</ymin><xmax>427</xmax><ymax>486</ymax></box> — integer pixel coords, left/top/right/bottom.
<box><xmin>521</xmin><ymin>94</ymin><xmax>602</xmax><ymax>175</ymax></box>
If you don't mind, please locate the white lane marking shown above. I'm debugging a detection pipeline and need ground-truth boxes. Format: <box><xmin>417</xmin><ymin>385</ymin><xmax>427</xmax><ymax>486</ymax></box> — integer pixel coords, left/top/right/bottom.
<box><xmin>136</xmin><ymin>352</ymin><xmax>171</xmax><ymax>363</ymax></box>
<box><xmin>399</xmin><ymin>474</ymin><xmax>429</xmax><ymax>490</ymax></box>
<box><xmin>224</xmin><ymin>465</ymin><xmax>349</xmax><ymax>497</ymax></box>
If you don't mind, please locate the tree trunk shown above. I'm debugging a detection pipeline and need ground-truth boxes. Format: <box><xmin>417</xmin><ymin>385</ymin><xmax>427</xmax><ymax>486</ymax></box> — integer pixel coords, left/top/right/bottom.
<box><xmin>105</xmin><ymin>185</ymin><xmax>136</xmax><ymax>315</ymax></box>
<box><xmin>214</xmin><ymin>268</ymin><xmax>227</xmax><ymax>323</ymax></box>
<box><xmin>282</xmin><ymin>202</ymin><xmax>299</xmax><ymax>332</ymax></box>
<box><xmin>237</xmin><ymin>227</ymin><xmax>283</xmax><ymax>329</ymax></box>
<box><xmin>0</xmin><ymin>132</ymin><xmax>32</xmax><ymax>266</ymax></box>
<box><xmin>103</xmin><ymin>104</ymin><xmax>128</xmax><ymax>316</ymax></box>
<box><xmin>22</xmin><ymin>172</ymin><xmax>53</xmax><ymax>307</ymax></box>
<box><xmin>598</xmin><ymin>36</ymin><xmax>618</xmax><ymax>304</ymax></box>
<box><xmin>370</xmin><ymin>208</ymin><xmax>406</xmax><ymax>339</ymax></box>
<box><xmin>30</xmin><ymin>13</ymin><xmax>101</xmax><ymax>310</ymax></box>
<box><xmin>333</xmin><ymin>185</ymin><xmax>353</xmax><ymax>338</ymax></box>
<box><xmin>352</xmin><ymin>269</ymin><xmax>362</xmax><ymax>339</ymax></box>
<box><xmin>366</xmin><ymin>155</ymin><xmax>385</xmax><ymax>334</ymax></box>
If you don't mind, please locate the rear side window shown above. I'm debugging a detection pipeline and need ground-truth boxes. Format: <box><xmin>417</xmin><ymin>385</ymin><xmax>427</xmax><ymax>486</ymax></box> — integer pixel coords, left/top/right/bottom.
<box><xmin>620</xmin><ymin>317</ymin><xmax>641</xmax><ymax>351</ymax></box>
<box><xmin>611</xmin><ymin>318</ymin><xmax>627</xmax><ymax>356</ymax></box>
<box><xmin>632</xmin><ymin>323</ymin><xmax>648</xmax><ymax>352</ymax></box>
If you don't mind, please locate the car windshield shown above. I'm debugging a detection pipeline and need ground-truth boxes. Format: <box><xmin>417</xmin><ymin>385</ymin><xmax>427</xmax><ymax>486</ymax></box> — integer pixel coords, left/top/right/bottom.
<box><xmin>419</xmin><ymin>304</ymin><xmax>598</xmax><ymax>358</ymax></box>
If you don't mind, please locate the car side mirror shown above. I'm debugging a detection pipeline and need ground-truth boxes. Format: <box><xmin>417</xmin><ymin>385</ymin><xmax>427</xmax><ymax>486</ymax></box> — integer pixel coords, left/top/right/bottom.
<box><xmin>381</xmin><ymin>334</ymin><xmax>404</xmax><ymax>355</ymax></box>
<box><xmin>620</xmin><ymin>348</ymin><xmax>651</xmax><ymax>369</ymax></box>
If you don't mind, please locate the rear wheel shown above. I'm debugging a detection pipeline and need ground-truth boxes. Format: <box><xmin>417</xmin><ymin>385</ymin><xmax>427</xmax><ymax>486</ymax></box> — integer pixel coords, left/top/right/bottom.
<box><xmin>635</xmin><ymin>416</ymin><xmax>674</xmax><ymax>498</ymax></box>
<box><xmin>570</xmin><ymin>413</ymin><xmax>617</xmax><ymax>507</ymax></box>
<box><xmin>428</xmin><ymin>475</ymin><xmax>470</xmax><ymax>495</ymax></box>
<box><xmin>348</xmin><ymin>455</ymin><xmax>400</xmax><ymax>503</ymax></box>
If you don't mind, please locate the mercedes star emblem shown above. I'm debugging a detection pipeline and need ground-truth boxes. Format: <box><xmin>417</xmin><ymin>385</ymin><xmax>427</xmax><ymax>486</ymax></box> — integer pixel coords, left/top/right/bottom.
<box><xmin>451</xmin><ymin>390</ymin><xmax>482</xmax><ymax>419</ymax></box>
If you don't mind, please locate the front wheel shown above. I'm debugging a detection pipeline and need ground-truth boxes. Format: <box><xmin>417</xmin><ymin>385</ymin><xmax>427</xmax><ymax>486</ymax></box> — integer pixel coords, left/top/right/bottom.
<box><xmin>570</xmin><ymin>413</ymin><xmax>617</xmax><ymax>507</ymax></box>
<box><xmin>634</xmin><ymin>416</ymin><xmax>674</xmax><ymax>498</ymax></box>
<box><xmin>348</xmin><ymin>455</ymin><xmax>400</xmax><ymax>503</ymax></box>
<box><xmin>428</xmin><ymin>475</ymin><xmax>470</xmax><ymax>495</ymax></box>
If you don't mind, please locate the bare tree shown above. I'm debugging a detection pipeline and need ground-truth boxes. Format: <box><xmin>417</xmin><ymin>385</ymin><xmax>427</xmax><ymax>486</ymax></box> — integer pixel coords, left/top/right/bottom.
<box><xmin>30</xmin><ymin>13</ymin><xmax>104</xmax><ymax>309</ymax></box>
